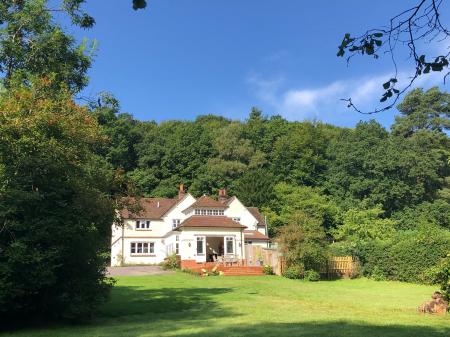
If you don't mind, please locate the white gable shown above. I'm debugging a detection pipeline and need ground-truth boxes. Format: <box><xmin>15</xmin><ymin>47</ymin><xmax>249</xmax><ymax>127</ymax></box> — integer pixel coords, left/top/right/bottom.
<box><xmin>224</xmin><ymin>197</ymin><xmax>258</xmax><ymax>231</ymax></box>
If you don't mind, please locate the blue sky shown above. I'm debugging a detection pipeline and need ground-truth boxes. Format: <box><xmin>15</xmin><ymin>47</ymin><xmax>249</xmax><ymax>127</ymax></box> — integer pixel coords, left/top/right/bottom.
<box><xmin>63</xmin><ymin>0</ymin><xmax>450</xmax><ymax>127</ymax></box>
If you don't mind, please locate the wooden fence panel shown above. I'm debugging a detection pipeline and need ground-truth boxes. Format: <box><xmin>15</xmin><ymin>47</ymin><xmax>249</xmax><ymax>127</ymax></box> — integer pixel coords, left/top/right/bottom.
<box><xmin>246</xmin><ymin>250</ymin><xmax>359</xmax><ymax>278</ymax></box>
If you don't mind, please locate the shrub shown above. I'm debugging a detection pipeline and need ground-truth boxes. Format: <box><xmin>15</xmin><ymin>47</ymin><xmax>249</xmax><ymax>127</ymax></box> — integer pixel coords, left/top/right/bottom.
<box><xmin>370</xmin><ymin>266</ymin><xmax>387</xmax><ymax>281</ymax></box>
<box><xmin>263</xmin><ymin>265</ymin><xmax>274</xmax><ymax>275</ymax></box>
<box><xmin>304</xmin><ymin>270</ymin><xmax>320</xmax><ymax>281</ymax></box>
<box><xmin>161</xmin><ymin>254</ymin><xmax>179</xmax><ymax>270</ymax></box>
<box><xmin>282</xmin><ymin>264</ymin><xmax>305</xmax><ymax>279</ymax></box>
<box><xmin>388</xmin><ymin>229</ymin><xmax>450</xmax><ymax>283</ymax></box>
<box><xmin>422</xmin><ymin>253</ymin><xmax>450</xmax><ymax>301</ymax></box>
<box><xmin>355</xmin><ymin>228</ymin><xmax>450</xmax><ymax>283</ymax></box>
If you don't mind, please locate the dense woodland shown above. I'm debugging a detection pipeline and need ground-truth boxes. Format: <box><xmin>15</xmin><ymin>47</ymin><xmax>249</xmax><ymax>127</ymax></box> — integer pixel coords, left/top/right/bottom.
<box><xmin>93</xmin><ymin>88</ymin><xmax>450</xmax><ymax>285</ymax></box>
<box><xmin>0</xmin><ymin>0</ymin><xmax>449</xmax><ymax>323</ymax></box>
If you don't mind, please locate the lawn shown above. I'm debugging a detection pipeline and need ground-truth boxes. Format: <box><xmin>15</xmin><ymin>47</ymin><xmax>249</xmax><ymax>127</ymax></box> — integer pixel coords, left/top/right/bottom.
<box><xmin>3</xmin><ymin>272</ymin><xmax>449</xmax><ymax>337</ymax></box>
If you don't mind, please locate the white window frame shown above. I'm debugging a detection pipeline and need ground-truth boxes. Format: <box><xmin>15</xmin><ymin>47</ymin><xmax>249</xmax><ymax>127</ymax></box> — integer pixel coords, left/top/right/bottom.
<box><xmin>172</xmin><ymin>219</ymin><xmax>181</xmax><ymax>229</ymax></box>
<box><xmin>130</xmin><ymin>242</ymin><xmax>155</xmax><ymax>255</ymax></box>
<box><xmin>175</xmin><ymin>235</ymin><xmax>180</xmax><ymax>254</ymax></box>
<box><xmin>196</xmin><ymin>236</ymin><xmax>205</xmax><ymax>255</ymax></box>
<box><xmin>135</xmin><ymin>220</ymin><xmax>151</xmax><ymax>230</ymax></box>
<box><xmin>225</xmin><ymin>236</ymin><xmax>234</xmax><ymax>255</ymax></box>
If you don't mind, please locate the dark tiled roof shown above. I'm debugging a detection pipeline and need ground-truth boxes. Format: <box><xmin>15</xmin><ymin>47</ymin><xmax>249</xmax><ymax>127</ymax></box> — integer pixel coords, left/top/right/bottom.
<box><xmin>176</xmin><ymin>216</ymin><xmax>247</xmax><ymax>229</ymax></box>
<box><xmin>119</xmin><ymin>197</ymin><xmax>178</xmax><ymax>220</ymax></box>
<box><xmin>184</xmin><ymin>195</ymin><xmax>227</xmax><ymax>210</ymax></box>
<box><xmin>247</xmin><ymin>207</ymin><xmax>266</xmax><ymax>226</ymax></box>
<box><xmin>243</xmin><ymin>230</ymin><xmax>270</xmax><ymax>241</ymax></box>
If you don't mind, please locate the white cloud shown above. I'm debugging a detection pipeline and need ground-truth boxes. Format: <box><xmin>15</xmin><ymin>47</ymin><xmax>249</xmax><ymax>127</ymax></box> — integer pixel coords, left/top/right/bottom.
<box><xmin>247</xmin><ymin>70</ymin><xmax>447</xmax><ymax>123</ymax></box>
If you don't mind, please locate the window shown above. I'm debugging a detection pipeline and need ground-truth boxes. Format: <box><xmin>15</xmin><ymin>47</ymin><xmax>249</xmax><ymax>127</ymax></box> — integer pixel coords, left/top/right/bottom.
<box><xmin>172</xmin><ymin>219</ymin><xmax>181</xmax><ymax>229</ymax></box>
<box><xmin>135</xmin><ymin>220</ymin><xmax>151</xmax><ymax>230</ymax></box>
<box><xmin>196</xmin><ymin>237</ymin><xmax>204</xmax><ymax>255</ymax></box>
<box><xmin>175</xmin><ymin>236</ymin><xmax>179</xmax><ymax>254</ymax></box>
<box><xmin>195</xmin><ymin>209</ymin><xmax>224</xmax><ymax>216</ymax></box>
<box><xmin>130</xmin><ymin>242</ymin><xmax>154</xmax><ymax>255</ymax></box>
<box><xmin>232</xmin><ymin>217</ymin><xmax>241</xmax><ymax>223</ymax></box>
<box><xmin>226</xmin><ymin>237</ymin><xmax>234</xmax><ymax>254</ymax></box>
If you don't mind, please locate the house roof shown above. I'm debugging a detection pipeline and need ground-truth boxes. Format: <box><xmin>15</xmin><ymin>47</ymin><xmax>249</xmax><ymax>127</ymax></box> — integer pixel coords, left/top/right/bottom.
<box><xmin>247</xmin><ymin>207</ymin><xmax>266</xmax><ymax>226</ymax></box>
<box><xmin>243</xmin><ymin>230</ymin><xmax>270</xmax><ymax>241</ymax></box>
<box><xmin>183</xmin><ymin>195</ymin><xmax>227</xmax><ymax>212</ymax></box>
<box><xmin>175</xmin><ymin>216</ymin><xmax>247</xmax><ymax>230</ymax></box>
<box><xmin>119</xmin><ymin>197</ymin><xmax>178</xmax><ymax>220</ymax></box>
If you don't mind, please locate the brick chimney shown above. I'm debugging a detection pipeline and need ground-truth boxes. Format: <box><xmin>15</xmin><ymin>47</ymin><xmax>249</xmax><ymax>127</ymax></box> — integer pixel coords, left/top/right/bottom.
<box><xmin>178</xmin><ymin>183</ymin><xmax>186</xmax><ymax>200</ymax></box>
<box><xmin>218</xmin><ymin>188</ymin><xmax>227</xmax><ymax>203</ymax></box>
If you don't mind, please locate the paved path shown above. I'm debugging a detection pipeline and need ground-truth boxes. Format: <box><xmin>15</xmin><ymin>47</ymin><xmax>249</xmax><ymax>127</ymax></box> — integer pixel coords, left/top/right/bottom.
<box><xmin>107</xmin><ymin>266</ymin><xmax>173</xmax><ymax>276</ymax></box>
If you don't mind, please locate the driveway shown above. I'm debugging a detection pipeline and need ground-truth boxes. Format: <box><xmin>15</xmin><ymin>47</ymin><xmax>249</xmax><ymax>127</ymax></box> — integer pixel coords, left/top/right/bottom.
<box><xmin>107</xmin><ymin>266</ymin><xmax>174</xmax><ymax>276</ymax></box>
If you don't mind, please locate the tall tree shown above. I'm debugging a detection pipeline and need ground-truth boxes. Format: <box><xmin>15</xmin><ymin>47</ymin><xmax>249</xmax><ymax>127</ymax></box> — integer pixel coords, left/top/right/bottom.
<box><xmin>0</xmin><ymin>79</ymin><xmax>115</xmax><ymax>321</ymax></box>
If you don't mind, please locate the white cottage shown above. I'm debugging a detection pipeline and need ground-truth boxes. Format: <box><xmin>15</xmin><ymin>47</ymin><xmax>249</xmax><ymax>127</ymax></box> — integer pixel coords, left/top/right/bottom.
<box><xmin>110</xmin><ymin>185</ymin><xmax>270</xmax><ymax>267</ymax></box>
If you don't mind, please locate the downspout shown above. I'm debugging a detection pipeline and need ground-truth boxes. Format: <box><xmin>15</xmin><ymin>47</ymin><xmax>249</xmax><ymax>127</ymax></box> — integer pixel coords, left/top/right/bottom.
<box><xmin>264</xmin><ymin>215</ymin><xmax>269</xmax><ymax>248</ymax></box>
<box><xmin>121</xmin><ymin>224</ymin><xmax>125</xmax><ymax>266</ymax></box>
<box><xmin>240</xmin><ymin>228</ymin><xmax>244</xmax><ymax>265</ymax></box>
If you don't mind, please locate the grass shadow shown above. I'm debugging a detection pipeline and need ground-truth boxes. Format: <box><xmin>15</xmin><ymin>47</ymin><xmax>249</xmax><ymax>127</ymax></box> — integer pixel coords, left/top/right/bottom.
<box><xmin>169</xmin><ymin>321</ymin><xmax>450</xmax><ymax>337</ymax></box>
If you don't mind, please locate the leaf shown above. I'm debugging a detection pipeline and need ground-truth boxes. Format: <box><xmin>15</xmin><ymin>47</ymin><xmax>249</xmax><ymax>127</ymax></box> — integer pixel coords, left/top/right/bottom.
<box><xmin>431</xmin><ymin>64</ymin><xmax>443</xmax><ymax>72</ymax></box>
<box><xmin>380</xmin><ymin>96</ymin><xmax>388</xmax><ymax>102</ymax></box>
<box><xmin>383</xmin><ymin>81</ymin><xmax>390</xmax><ymax>90</ymax></box>
<box><xmin>373</xmin><ymin>32</ymin><xmax>383</xmax><ymax>38</ymax></box>
<box><xmin>133</xmin><ymin>0</ymin><xmax>147</xmax><ymax>10</ymax></box>
<box><xmin>393</xmin><ymin>88</ymin><xmax>400</xmax><ymax>94</ymax></box>
<box><xmin>424</xmin><ymin>65</ymin><xmax>431</xmax><ymax>74</ymax></box>
<box><xmin>390</xmin><ymin>78</ymin><xmax>398</xmax><ymax>83</ymax></box>
<box><xmin>375</xmin><ymin>40</ymin><xmax>382</xmax><ymax>47</ymax></box>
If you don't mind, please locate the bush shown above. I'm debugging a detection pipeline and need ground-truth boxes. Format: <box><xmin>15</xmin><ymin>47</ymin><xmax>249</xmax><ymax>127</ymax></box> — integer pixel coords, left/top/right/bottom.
<box><xmin>263</xmin><ymin>265</ymin><xmax>274</xmax><ymax>275</ymax></box>
<box><xmin>355</xmin><ymin>228</ymin><xmax>450</xmax><ymax>283</ymax></box>
<box><xmin>370</xmin><ymin>266</ymin><xmax>387</xmax><ymax>281</ymax></box>
<box><xmin>422</xmin><ymin>253</ymin><xmax>450</xmax><ymax>301</ymax></box>
<box><xmin>161</xmin><ymin>254</ymin><xmax>179</xmax><ymax>270</ymax></box>
<box><xmin>282</xmin><ymin>264</ymin><xmax>305</xmax><ymax>279</ymax></box>
<box><xmin>304</xmin><ymin>270</ymin><xmax>320</xmax><ymax>281</ymax></box>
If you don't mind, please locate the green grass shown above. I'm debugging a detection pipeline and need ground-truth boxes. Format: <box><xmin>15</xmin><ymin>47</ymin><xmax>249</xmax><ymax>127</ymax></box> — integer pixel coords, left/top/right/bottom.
<box><xmin>3</xmin><ymin>272</ymin><xmax>449</xmax><ymax>337</ymax></box>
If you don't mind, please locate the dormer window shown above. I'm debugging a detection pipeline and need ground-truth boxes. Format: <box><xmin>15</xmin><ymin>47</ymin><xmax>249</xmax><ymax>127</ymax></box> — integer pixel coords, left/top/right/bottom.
<box><xmin>135</xmin><ymin>220</ymin><xmax>151</xmax><ymax>230</ymax></box>
<box><xmin>194</xmin><ymin>209</ymin><xmax>224</xmax><ymax>216</ymax></box>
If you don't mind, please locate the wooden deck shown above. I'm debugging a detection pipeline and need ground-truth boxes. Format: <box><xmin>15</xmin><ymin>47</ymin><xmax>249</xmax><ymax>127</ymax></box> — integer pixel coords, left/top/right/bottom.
<box><xmin>184</xmin><ymin>262</ymin><xmax>264</xmax><ymax>276</ymax></box>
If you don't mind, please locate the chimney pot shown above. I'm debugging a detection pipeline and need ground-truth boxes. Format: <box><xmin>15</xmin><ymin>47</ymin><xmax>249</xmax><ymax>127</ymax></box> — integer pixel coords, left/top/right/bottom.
<box><xmin>178</xmin><ymin>183</ymin><xmax>186</xmax><ymax>199</ymax></box>
<box><xmin>218</xmin><ymin>188</ymin><xmax>227</xmax><ymax>203</ymax></box>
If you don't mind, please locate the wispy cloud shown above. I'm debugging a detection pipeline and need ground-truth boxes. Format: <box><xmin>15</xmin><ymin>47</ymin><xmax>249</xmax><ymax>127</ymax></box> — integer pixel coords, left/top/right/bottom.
<box><xmin>247</xmin><ymin>70</ymin><xmax>447</xmax><ymax>123</ymax></box>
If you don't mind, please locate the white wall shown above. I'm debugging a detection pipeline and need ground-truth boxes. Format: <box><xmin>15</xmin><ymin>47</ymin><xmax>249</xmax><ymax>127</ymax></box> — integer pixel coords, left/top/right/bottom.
<box><xmin>225</xmin><ymin>198</ymin><xmax>259</xmax><ymax>231</ymax></box>
<box><xmin>178</xmin><ymin>227</ymin><xmax>246</xmax><ymax>262</ymax></box>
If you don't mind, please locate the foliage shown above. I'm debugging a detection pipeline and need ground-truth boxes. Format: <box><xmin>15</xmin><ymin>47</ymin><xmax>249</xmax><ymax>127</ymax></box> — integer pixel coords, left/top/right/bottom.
<box><xmin>393</xmin><ymin>87</ymin><xmax>450</xmax><ymax>137</ymax></box>
<box><xmin>0</xmin><ymin>0</ymin><xmax>96</xmax><ymax>92</ymax></box>
<box><xmin>276</xmin><ymin>212</ymin><xmax>329</xmax><ymax>271</ymax></box>
<box><xmin>263</xmin><ymin>264</ymin><xmax>274</xmax><ymax>275</ymax></box>
<box><xmin>333</xmin><ymin>206</ymin><xmax>397</xmax><ymax>242</ymax></box>
<box><xmin>282</xmin><ymin>265</ymin><xmax>304</xmax><ymax>279</ymax></box>
<box><xmin>231</xmin><ymin>169</ymin><xmax>275</xmax><ymax>208</ymax></box>
<box><xmin>338</xmin><ymin>1</ymin><xmax>450</xmax><ymax>113</ymax></box>
<box><xmin>422</xmin><ymin>253</ymin><xmax>450</xmax><ymax>301</ymax></box>
<box><xmin>304</xmin><ymin>270</ymin><xmax>321</xmax><ymax>282</ymax></box>
<box><xmin>0</xmin><ymin>80</ymin><xmax>115</xmax><ymax>321</ymax></box>
<box><xmin>161</xmin><ymin>254</ymin><xmax>179</xmax><ymax>270</ymax></box>
<box><xmin>266</xmin><ymin>182</ymin><xmax>337</xmax><ymax>234</ymax></box>
<box><xmin>356</xmin><ymin>229</ymin><xmax>450</xmax><ymax>283</ymax></box>
<box><xmin>370</xmin><ymin>266</ymin><xmax>387</xmax><ymax>282</ymax></box>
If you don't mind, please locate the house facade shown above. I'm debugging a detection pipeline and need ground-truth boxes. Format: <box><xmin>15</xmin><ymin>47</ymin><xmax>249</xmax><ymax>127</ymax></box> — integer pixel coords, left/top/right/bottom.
<box><xmin>110</xmin><ymin>185</ymin><xmax>270</xmax><ymax>267</ymax></box>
